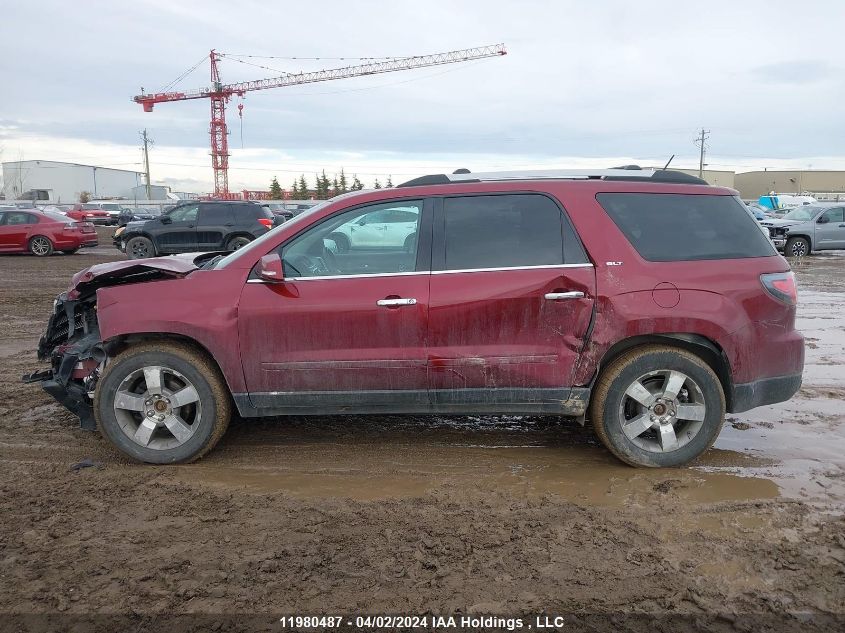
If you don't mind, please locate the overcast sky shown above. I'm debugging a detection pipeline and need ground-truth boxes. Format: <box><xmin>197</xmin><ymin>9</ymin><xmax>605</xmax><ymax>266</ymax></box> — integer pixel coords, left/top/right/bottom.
<box><xmin>2</xmin><ymin>0</ymin><xmax>844</xmax><ymax>193</ymax></box>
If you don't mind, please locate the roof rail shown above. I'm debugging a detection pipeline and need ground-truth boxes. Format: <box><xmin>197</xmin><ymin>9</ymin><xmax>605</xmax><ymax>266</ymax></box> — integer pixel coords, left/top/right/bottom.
<box><xmin>397</xmin><ymin>168</ymin><xmax>708</xmax><ymax>187</ymax></box>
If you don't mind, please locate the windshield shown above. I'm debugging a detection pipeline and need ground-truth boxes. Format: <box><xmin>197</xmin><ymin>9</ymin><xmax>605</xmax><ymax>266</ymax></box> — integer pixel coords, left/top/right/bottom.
<box><xmin>782</xmin><ymin>206</ymin><xmax>821</xmax><ymax>221</ymax></box>
<box><xmin>215</xmin><ymin>199</ymin><xmax>334</xmax><ymax>269</ymax></box>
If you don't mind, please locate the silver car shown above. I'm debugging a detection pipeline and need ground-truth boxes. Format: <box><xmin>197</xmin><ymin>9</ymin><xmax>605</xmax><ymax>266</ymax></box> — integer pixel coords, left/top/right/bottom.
<box><xmin>760</xmin><ymin>204</ymin><xmax>845</xmax><ymax>256</ymax></box>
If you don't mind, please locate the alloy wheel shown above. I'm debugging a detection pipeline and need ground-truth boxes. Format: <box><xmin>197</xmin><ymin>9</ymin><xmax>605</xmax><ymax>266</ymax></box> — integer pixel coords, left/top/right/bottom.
<box><xmin>617</xmin><ymin>370</ymin><xmax>706</xmax><ymax>453</ymax></box>
<box><xmin>30</xmin><ymin>237</ymin><xmax>51</xmax><ymax>256</ymax></box>
<box><xmin>112</xmin><ymin>365</ymin><xmax>202</xmax><ymax>450</ymax></box>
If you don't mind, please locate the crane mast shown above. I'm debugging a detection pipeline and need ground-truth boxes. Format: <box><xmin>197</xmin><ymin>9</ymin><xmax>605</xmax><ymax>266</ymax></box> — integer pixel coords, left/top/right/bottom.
<box><xmin>133</xmin><ymin>44</ymin><xmax>506</xmax><ymax>197</ymax></box>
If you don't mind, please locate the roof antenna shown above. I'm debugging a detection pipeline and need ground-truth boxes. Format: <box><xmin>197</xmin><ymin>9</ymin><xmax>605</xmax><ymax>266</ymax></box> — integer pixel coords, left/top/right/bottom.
<box><xmin>662</xmin><ymin>154</ymin><xmax>675</xmax><ymax>170</ymax></box>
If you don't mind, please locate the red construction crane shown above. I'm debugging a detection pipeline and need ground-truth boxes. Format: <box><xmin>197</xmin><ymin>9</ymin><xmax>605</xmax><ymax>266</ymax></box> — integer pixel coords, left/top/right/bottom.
<box><xmin>133</xmin><ymin>44</ymin><xmax>507</xmax><ymax>197</ymax></box>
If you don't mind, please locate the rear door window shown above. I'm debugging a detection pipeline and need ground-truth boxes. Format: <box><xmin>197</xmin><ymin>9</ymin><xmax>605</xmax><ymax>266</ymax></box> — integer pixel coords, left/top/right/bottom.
<box><xmin>439</xmin><ymin>194</ymin><xmax>585</xmax><ymax>270</ymax></box>
<box><xmin>199</xmin><ymin>204</ymin><xmax>232</xmax><ymax>225</ymax></box>
<box><xmin>596</xmin><ymin>193</ymin><xmax>776</xmax><ymax>261</ymax></box>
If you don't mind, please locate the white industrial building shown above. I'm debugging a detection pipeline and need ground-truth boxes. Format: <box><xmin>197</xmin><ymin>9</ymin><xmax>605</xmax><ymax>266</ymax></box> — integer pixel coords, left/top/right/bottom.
<box><xmin>2</xmin><ymin>160</ymin><xmax>145</xmax><ymax>203</ymax></box>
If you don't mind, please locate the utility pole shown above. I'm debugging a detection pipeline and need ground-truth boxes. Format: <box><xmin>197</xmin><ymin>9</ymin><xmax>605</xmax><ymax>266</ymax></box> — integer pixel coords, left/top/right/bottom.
<box><xmin>141</xmin><ymin>129</ymin><xmax>153</xmax><ymax>200</ymax></box>
<box><xmin>694</xmin><ymin>128</ymin><xmax>710</xmax><ymax>179</ymax></box>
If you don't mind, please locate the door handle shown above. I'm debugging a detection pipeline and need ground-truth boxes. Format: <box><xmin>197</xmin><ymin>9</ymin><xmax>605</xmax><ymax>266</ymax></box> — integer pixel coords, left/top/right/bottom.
<box><xmin>377</xmin><ymin>298</ymin><xmax>417</xmax><ymax>307</ymax></box>
<box><xmin>545</xmin><ymin>291</ymin><xmax>585</xmax><ymax>300</ymax></box>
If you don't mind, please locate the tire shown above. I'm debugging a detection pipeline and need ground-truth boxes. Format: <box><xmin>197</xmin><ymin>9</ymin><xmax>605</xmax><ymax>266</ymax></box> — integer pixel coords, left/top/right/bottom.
<box><xmin>589</xmin><ymin>345</ymin><xmax>725</xmax><ymax>468</ymax></box>
<box><xmin>785</xmin><ymin>236</ymin><xmax>810</xmax><ymax>257</ymax></box>
<box><xmin>29</xmin><ymin>235</ymin><xmax>54</xmax><ymax>257</ymax></box>
<box><xmin>94</xmin><ymin>342</ymin><xmax>231</xmax><ymax>464</ymax></box>
<box><xmin>226</xmin><ymin>236</ymin><xmax>252</xmax><ymax>251</ymax></box>
<box><xmin>328</xmin><ymin>232</ymin><xmax>350</xmax><ymax>253</ymax></box>
<box><xmin>61</xmin><ymin>248</ymin><xmax>80</xmax><ymax>255</ymax></box>
<box><xmin>126</xmin><ymin>236</ymin><xmax>155</xmax><ymax>259</ymax></box>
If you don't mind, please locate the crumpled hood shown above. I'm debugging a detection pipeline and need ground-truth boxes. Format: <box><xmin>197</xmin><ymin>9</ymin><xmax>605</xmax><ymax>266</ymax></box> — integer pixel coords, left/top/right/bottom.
<box><xmin>760</xmin><ymin>218</ymin><xmax>804</xmax><ymax>228</ymax></box>
<box><xmin>67</xmin><ymin>253</ymin><xmax>210</xmax><ymax>297</ymax></box>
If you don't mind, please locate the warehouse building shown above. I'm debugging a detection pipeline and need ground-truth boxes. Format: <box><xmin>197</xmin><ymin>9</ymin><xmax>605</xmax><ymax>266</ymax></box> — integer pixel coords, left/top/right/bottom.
<box><xmin>735</xmin><ymin>170</ymin><xmax>845</xmax><ymax>199</ymax></box>
<box><xmin>2</xmin><ymin>160</ymin><xmax>144</xmax><ymax>203</ymax></box>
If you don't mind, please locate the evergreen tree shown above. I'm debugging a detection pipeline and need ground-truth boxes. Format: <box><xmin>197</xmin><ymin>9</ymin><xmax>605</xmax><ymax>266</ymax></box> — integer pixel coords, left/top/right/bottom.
<box><xmin>373</xmin><ymin>178</ymin><xmax>382</xmax><ymax>189</ymax></box>
<box><xmin>269</xmin><ymin>177</ymin><xmax>283</xmax><ymax>199</ymax></box>
<box><xmin>291</xmin><ymin>179</ymin><xmax>299</xmax><ymax>198</ymax></box>
<box><xmin>351</xmin><ymin>175</ymin><xmax>364</xmax><ymax>191</ymax></box>
<box><xmin>331</xmin><ymin>177</ymin><xmax>339</xmax><ymax>198</ymax></box>
<box><xmin>339</xmin><ymin>168</ymin><xmax>348</xmax><ymax>193</ymax></box>
<box><xmin>386</xmin><ymin>175</ymin><xmax>393</xmax><ymax>188</ymax></box>
<box><xmin>319</xmin><ymin>170</ymin><xmax>331</xmax><ymax>199</ymax></box>
<box><xmin>298</xmin><ymin>175</ymin><xmax>309</xmax><ymax>199</ymax></box>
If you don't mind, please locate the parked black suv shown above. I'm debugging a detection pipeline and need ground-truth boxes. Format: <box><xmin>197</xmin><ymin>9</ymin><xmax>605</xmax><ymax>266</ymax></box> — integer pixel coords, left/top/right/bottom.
<box><xmin>115</xmin><ymin>201</ymin><xmax>277</xmax><ymax>259</ymax></box>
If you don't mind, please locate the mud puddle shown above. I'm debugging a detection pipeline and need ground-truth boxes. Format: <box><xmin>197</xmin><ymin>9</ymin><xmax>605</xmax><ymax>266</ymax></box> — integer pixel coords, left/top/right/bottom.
<box><xmin>174</xmin><ymin>416</ymin><xmax>781</xmax><ymax>506</ymax></box>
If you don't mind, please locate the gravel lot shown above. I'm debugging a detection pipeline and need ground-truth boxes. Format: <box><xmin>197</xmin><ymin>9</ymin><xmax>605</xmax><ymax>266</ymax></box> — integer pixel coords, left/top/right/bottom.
<box><xmin>1</xmin><ymin>228</ymin><xmax>843</xmax><ymax>631</ymax></box>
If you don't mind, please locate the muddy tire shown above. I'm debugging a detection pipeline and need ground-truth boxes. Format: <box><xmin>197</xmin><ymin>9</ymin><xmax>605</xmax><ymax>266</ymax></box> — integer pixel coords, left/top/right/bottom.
<box><xmin>226</xmin><ymin>236</ymin><xmax>252</xmax><ymax>251</ymax></box>
<box><xmin>590</xmin><ymin>345</ymin><xmax>725</xmax><ymax>468</ymax></box>
<box><xmin>126</xmin><ymin>236</ymin><xmax>155</xmax><ymax>259</ymax></box>
<box><xmin>29</xmin><ymin>235</ymin><xmax>54</xmax><ymax>257</ymax></box>
<box><xmin>94</xmin><ymin>342</ymin><xmax>231</xmax><ymax>464</ymax></box>
<box><xmin>785</xmin><ymin>236</ymin><xmax>810</xmax><ymax>257</ymax></box>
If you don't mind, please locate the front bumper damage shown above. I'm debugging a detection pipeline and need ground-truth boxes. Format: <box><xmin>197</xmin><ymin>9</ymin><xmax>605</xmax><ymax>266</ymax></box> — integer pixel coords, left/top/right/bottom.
<box><xmin>22</xmin><ymin>294</ymin><xmax>103</xmax><ymax>431</ymax></box>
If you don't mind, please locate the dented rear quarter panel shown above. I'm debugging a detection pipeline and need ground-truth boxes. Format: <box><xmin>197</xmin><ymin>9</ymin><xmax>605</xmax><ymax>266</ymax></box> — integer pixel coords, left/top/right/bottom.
<box><xmin>548</xmin><ymin>181</ymin><xmax>801</xmax><ymax>386</ymax></box>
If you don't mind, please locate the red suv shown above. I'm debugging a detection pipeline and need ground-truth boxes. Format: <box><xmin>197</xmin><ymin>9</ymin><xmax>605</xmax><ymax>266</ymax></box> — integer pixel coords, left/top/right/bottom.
<box><xmin>25</xmin><ymin>169</ymin><xmax>803</xmax><ymax>467</ymax></box>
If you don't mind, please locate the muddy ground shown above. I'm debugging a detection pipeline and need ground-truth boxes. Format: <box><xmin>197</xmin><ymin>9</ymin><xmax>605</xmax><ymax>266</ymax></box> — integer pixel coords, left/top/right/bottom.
<box><xmin>0</xmin><ymin>228</ymin><xmax>843</xmax><ymax>631</ymax></box>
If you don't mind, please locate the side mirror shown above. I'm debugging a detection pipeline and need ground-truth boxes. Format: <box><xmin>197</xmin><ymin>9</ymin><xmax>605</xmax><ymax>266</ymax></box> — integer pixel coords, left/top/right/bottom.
<box><xmin>160</xmin><ymin>215</ymin><xmax>172</xmax><ymax>224</ymax></box>
<box><xmin>817</xmin><ymin>215</ymin><xmax>829</xmax><ymax>224</ymax></box>
<box><xmin>258</xmin><ymin>253</ymin><xmax>284</xmax><ymax>282</ymax></box>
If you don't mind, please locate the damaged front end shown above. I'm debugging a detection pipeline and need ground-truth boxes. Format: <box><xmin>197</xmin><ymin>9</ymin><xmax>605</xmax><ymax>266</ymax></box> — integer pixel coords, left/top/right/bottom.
<box><xmin>22</xmin><ymin>254</ymin><xmax>208</xmax><ymax>429</ymax></box>
<box><xmin>23</xmin><ymin>292</ymin><xmax>104</xmax><ymax>429</ymax></box>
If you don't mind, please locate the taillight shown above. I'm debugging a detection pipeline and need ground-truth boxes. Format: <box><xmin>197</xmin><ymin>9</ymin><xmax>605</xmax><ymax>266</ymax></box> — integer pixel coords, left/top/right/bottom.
<box><xmin>63</xmin><ymin>223</ymin><xmax>78</xmax><ymax>232</ymax></box>
<box><xmin>258</xmin><ymin>218</ymin><xmax>273</xmax><ymax>229</ymax></box>
<box><xmin>760</xmin><ymin>272</ymin><xmax>797</xmax><ymax>305</ymax></box>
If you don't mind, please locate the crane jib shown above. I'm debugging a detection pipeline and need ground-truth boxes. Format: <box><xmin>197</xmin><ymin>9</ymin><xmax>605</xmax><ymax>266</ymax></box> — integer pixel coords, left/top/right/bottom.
<box><xmin>131</xmin><ymin>44</ymin><xmax>506</xmax><ymax>196</ymax></box>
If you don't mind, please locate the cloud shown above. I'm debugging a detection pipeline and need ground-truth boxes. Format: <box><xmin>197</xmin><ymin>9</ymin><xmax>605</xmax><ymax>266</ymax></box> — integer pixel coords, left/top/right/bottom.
<box><xmin>749</xmin><ymin>60</ymin><xmax>839</xmax><ymax>84</ymax></box>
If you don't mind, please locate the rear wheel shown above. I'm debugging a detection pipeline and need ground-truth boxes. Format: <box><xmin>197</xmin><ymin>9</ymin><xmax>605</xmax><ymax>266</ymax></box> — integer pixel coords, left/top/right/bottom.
<box><xmin>94</xmin><ymin>342</ymin><xmax>231</xmax><ymax>464</ymax></box>
<box><xmin>226</xmin><ymin>236</ymin><xmax>252</xmax><ymax>251</ymax></box>
<box><xmin>29</xmin><ymin>235</ymin><xmax>53</xmax><ymax>257</ymax></box>
<box><xmin>590</xmin><ymin>345</ymin><xmax>725</xmax><ymax>467</ymax></box>
<box><xmin>785</xmin><ymin>236</ymin><xmax>810</xmax><ymax>257</ymax></box>
<box><xmin>126</xmin><ymin>236</ymin><xmax>155</xmax><ymax>259</ymax></box>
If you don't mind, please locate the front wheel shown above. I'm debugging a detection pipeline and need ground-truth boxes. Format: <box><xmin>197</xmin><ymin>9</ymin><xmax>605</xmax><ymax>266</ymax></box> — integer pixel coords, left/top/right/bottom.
<box><xmin>785</xmin><ymin>236</ymin><xmax>810</xmax><ymax>257</ymax></box>
<box><xmin>590</xmin><ymin>345</ymin><xmax>725</xmax><ymax>467</ymax></box>
<box><xmin>94</xmin><ymin>342</ymin><xmax>231</xmax><ymax>464</ymax></box>
<box><xmin>126</xmin><ymin>236</ymin><xmax>155</xmax><ymax>259</ymax></box>
<box><xmin>29</xmin><ymin>235</ymin><xmax>54</xmax><ymax>257</ymax></box>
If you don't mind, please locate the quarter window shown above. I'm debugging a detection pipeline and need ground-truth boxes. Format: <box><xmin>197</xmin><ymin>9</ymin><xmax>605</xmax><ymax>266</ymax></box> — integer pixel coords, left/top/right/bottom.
<box><xmin>441</xmin><ymin>194</ymin><xmax>575</xmax><ymax>270</ymax></box>
<box><xmin>596</xmin><ymin>193</ymin><xmax>776</xmax><ymax>261</ymax></box>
